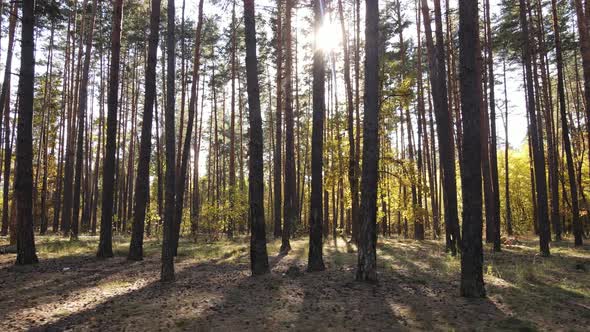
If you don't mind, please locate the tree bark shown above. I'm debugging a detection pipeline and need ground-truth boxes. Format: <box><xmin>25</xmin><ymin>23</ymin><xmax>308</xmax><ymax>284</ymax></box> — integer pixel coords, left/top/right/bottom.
<box><xmin>519</xmin><ymin>0</ymin><xmax>550</xmax><ymax>257</ymax></box>
<box><xmin>97</xmin><ymin>0</ymin><xmax>124</xmax><ymax>258</ymax></box>
<box><xmin>15</xmin><ymin>0</ymin><xmax>38</xmax><ymax>265</ymax></box>
<box><xmin>552</xmin><ymin>0</ymin><xmax>582</xmax><ymax>245</ymax></box>
<box><xmin>128</xmin><ymin>0</ymin><xmax>162</xmax><ymax>261</ymax></box>
<box><xmin>459</xmin><ymin>0</ymin><xmax>485</xmax><ymax>298</ymax></box>
<box><xmin>161</xmin><ymin>0</ymin><xmax>177</xmax><ymax>282</ymax></box>
<box><xmin>244</xmin><ymin>0</ymin><xmax>270</xmax><ymax>275</ymax></box>
<box><xmin>356</xmin><ymin>0</ymin><xmax>379</xmax><ymax>283</ymax></box>
<box><xmin>308</xmin><ymin>0</ymin><xmax>326</xmax><ymax>272</ymax></box>
<box><xmin>72</xmin><ymin>0</ymin><xmax>98</xmax><ymax>240</ymax></box>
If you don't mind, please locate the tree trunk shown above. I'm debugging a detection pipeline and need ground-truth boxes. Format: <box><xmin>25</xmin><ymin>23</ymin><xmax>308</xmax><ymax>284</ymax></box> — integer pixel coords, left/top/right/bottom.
<box><xmin>274</xmin><ymin>0</ymin><xmax>283</xmax><ymax>239</ymax></box>
<box><xmin>97</xmin><ymin>0</ymin><xmax>123</xmax><ymax>258</ymax></box>
<box><xmin>161</xmin><ymin>0</ymin><xmax>177</xmax><ymax>282</ymax></box>
<box><xmin>458</xmin><ymin>0</ymin><xmax>485</xmax><ymax>298</ymax></box>
<box><xmin>356</xmin><ymin>0</ymin><xmax>379</xmax><ymax>283</ymax></box>
<box><xmin>552</xmin><ymin>0</ymin><xmax>582</xmax><ymax>245</ymax></box>
<box><xmin>15</xmin><ymin>0</ymin><xmax>38</xmax><ymax>265</ymax></box>
<box><xmin>72</xmin><ymin>0</ymin><xmax>98</xmax><ymax>240</ymax></box>
<box><xmin>308</xmin><ymin>0</ymin><xmax>326</xmax><ymax>272</ymax></box>
<box><xmin>244</xmin><ymin>0</ymin><xmax>270</xmax><ymax>275</ymax></box>
<box><xmin>0</xmin><ymin>2</ymin><xmax>17</xmax><ymax>237</ymax></box>
<box><xmin>281</xmin><ymin>0</ymin><xmax>296</xmax><ymax>254</ymax></box>
<box><xmin>172</xmin><ymin>0</ymin><xmax>205</xmax><ymax>254</ymax></box>
<box><xmin>519</xmin><ymin>0</ymin><xmax>550</xmax><ymax>257</ymax></box>
<box><xmin>128</xmin><ymin>0</ymin><xmax>162</xmax><ymax>261</ymax></box>
<box><xmin>421</xmin><ymin>0</ymin><xmax>460</xmax><ymax>255</ymax></box>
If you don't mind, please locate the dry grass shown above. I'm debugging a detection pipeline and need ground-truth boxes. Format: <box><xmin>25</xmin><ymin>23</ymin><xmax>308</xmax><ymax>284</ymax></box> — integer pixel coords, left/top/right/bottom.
<box><xmin>0</xmin><ymin>234</ymin><xmax>588</xmax><ymax>331</ymax></box>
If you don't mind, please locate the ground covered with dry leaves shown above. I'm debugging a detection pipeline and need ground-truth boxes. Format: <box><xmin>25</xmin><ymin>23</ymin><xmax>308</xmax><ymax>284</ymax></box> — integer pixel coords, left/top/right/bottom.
<box><xmin>1</xmin><ymin>234</ymin><xmax>589</xmax><ymax>331</ymax></box>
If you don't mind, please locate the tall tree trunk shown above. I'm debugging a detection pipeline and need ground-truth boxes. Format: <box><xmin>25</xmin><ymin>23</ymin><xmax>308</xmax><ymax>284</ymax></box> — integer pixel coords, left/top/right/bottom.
<box><xmin>484</xmin><ymin>0</ymin><xmax>501</xmax><ymax>251</ymax></box>
<box><xmin>161</xmin><ymin>0</ymin><xmax>177</xmax><ymax>282</ymax></box>
<box><xmin>274</xmin><ymin>0</ymin><xmax>283</xmax><ymax>239</ymax></box>
<box><xmin>0</xmin><ymin>2</ymin><xmax>17</xmax><ymax>237</ymax></box>
<box><xmin>308</xmin><ymin>0</ymin><xmax>326</xmax><ymax>272</ymax></box>
<box><xmin>421</xmin><ymin>0</ymin><xmax>460</xmax><ymax>255</ymax></box>
<box><xmin>228</xmin><ymin>0</ymin><xmax>237</xmax><ymax>239</ymax></box>
<box><xmin>458</xmin><ymin>0</ymin><xmax>485</xmax><ymax>298</ymax></box>
<box><xmin>337</xmin><ymin>0</ymin><xmax>359</xmax><ymax>245</ymax></box>
<box><xmin>15</xmin><ymin>0</ymin><xmax>38</xmax><ymax>265</ymax></box>
<box><xmin>173</xmin><ymin>0</ymin><xmax>205</xmax><ymax>254</ymax></box>
<box><xmin>281</xmin><ymin>0</ymin><xmax>296</xmax><ymax>254</ymax></box>
<box><xmin>356</xmin><ymin>0</ymin><xmax>379</xmax><ymax>282</ymax></box>
<box><xmin>128</xmin><ymin>0</ymin><xmax>162</xmax><ymax>261</ymax></box>
<box><xmin>519</xmin><ymin>0</ymin><xmax>550</xmax><ymax>257</ymax></box>
<box><xmin>244</xmin><ymin>0</ymin><xmax>270</xmax><ymax>275</ymax></box>
<box><xmin>573</xmin><ymin>0</ymin><xmax>590</xmax><ymax>182</ymax></box>
<box><xmin>97</xmin><ymin>0</ymin><xmax>124</xmax><ymax>258</ymax></box>
<box><xmin>552</xmin><ymin>0</ymin><xmax>582</xmax><ymax>245</ymax></box>
<box><xmin>502</xmin><ymin>58</ymin><xmax>513</xmax><ymax>236</ymax></box>
<box><xmin>72</xmin><ymin>0</ymin><xmax>98</xmax><ymax>240</ymax></box>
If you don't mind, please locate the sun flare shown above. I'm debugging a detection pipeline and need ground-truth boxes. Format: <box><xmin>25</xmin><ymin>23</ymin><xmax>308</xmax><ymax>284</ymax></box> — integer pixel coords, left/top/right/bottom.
<box><xmin>316</xmin><ymin>19</ymin><xmax>342</xmax><ymax>53</ymax></box>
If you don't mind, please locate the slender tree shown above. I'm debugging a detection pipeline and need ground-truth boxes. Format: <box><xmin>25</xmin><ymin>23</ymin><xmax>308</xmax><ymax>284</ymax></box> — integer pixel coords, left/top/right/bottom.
<box><xmin>15</xmin><ymin>0</ymin><xmax>38</xmax><ymax>265</ymax></box>
<box><xmin>308</xmin><ymin>0</ymin><xmax>326</xmax><ymax>272</ymax></box>
<box><xmin>173</xmin><ymin>0</ymin><xmax>205</xmax><ymax>253</ymax></box>
<box><xmin>356</xmin><ymin>0</ymin><xmax>379</xmax><ymax>282</ymax></box>
<box><xmin>274</xmin><ymin>0</ymin><xmax>283</xmax><ymax>239</ymax></box>
<box><xmin>244</xmin><ymin>0</ymin><xmax>270</xmax><ymax>275</ymax></box>
<box><xmin>161</xmin><ymin>0</ymin><xmax>177</xmax><ymax>282</ymax></box>
<box><xmin>551</xmin><ymin>0</ymin><xmax>582</xmax><ymax>246</ymax></box>
<box><xmin>519</xmin><ymin>0</ymin><xmax>550</xmax><ymax>257</ymax></box>
<box><xmin>72</xmin><ymin>0</ymin><xmax>98</xmax><ymax>240</ymax></box>
<box><xmin>97</xmin><ymin>0</ymin><xmax>124</xmax><ymax>258</ymax></box>
<box><xmin>281</xmin><ymin>0</ymin><xmax>295</xmax><ymax>254</ymax></box>
<box><xmin>421</xmin><ymin>0</ymin><xmax>460</xmax><ymax>255</ymax></box>
<box><xmin>0</xmin><ymin>2</ymin><xmax>17</xmax><ymax>237</ymax></box>
<box><xmin>459</xmin><ymin>0</ymin><xmax>485</xmax><ymax>298</ymax></box>
<box><xmin>128</xmin><ymin>0</ymin><xmax>162</xmax><ymax>261</ymax></box>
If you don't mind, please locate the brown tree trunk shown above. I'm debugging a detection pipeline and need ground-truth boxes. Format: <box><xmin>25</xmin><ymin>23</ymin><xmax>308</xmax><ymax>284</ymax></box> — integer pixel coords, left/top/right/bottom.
<box><xmin>356</xmin><ymin>0</ymin><xmax>379</xmax><ymax>282</ymax></box>
<box><xmin>552</xmin><ymin>0</ymin><xmax>582</xmax><ymax>245</ymax></box>
<box><xmin>519</xmin><ymin>0</ymin><xmax>550</xmax><ymax>257</ymax></box>
<box><xmin>244</xmin><ymin>0</ymin><xmax>270</xmax><ymax>275</ymax></box>
<box><xmin>97</xmin><ymin>0</ymin><xmax>124</xmax><ymax>258</ymax></box>
<box><xmin>128</xmin><ymin>0</ymin><xmax>162</xmax><ymax>260</ymax></box>
<box><xmin>15</xmin><ymin>0</ymin><xmax>38</xmax><ymax>265</ymax></box>
<box><xmin>458</xmin><ymin>0</ymin><xmax>485</xmax><ymax>298</ymax></box>
<box><xmin>161</xmin><ymin>0</ymin><xmax>177</xmax><ymax>282</ymax></box>
<box><xmin>72</xmin><ymin>0</ymin><xmax>98</xmax><ymax>240</ymax></box>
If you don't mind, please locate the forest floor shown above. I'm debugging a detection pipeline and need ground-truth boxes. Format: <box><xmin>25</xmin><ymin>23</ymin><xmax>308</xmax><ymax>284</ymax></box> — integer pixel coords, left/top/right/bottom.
<box><xmin>1</xmin><ymin>234</ymin><xmax>589</xmax><ymax>331</ymax></box>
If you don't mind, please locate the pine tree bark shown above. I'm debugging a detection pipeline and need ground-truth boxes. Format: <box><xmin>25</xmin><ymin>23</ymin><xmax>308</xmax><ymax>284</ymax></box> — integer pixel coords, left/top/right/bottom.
<box><xmin>161</xmin><ymin>0</ymin><xmax>177</xmax><ymax>282</ymax></box>
<box><xmin>274</xmin><ymin>0</ymin><xmax>283</xmax><ymax>239</ymax></box>
<box><xmin>484</xmin><ymin>0</ymin><xmax>501</xmax><ymax>251</ymax></box>
<box><xmin>308</xmin><ymin>0</ymin><xmax>326</xmax><ymax>272</ymax></box>
<box><xmin>337</xmin><ymin>0</ymin><xmax>359</xmax><ymax>245</ymax></box>
<box><xmin>519</xmin><ymin>0</ymin><xmax>550</xmax><ymax>257</ymax></box>
<box><xmin>97</xmin><ymin>0</ymin><xmax>124</xmax><ymax>258</ymax></box>
<box><xmin>15</xmin><ymin>0</ymin><xmax>38</xmax><ymax>265</ymax></box>
<box><xmin>421</xmin><ymin>0</ymin><xmax>460</xmax><ymax>255</ymax></box>
<box><xmin>72</xmin><ymin>0</ymin><xmax>98</xmax><ymax>240</ymax></box>
<box><xmin>172</xmin><ymin>0</ymin><xmax>205</xmax><ymax>253</ymax></box>
<box><xmin>552</xmin><ymin>0</ymin><xmax>582</xmax><ymax>245</ymax></box>
<box><xmin>128</xmin><ymin>0</ymin><xmax>162</xmax><ymax>261</ymax></box>
<box><xmin>459</xmin><ymin>0</ymin><xmax>485</xmax><ymax>298</ymax></box>
<box><xmin>356</xmin><ymin>0</ymin><xmax>379</xmax><ymax>283</ymax></box>
<box><xmin>244</xmin><ymin>0</ymin><xmax>270</xmax><ymax>275</ymax></box>
<box><xmin>281</xmin><ymin>0</ymin><xmax>296</xmax><ymax>254</ymax></box>
<box><xmin>0</xmin><ymin>2</ymin><xmax>17</xmax><ymax>237</ymax></box>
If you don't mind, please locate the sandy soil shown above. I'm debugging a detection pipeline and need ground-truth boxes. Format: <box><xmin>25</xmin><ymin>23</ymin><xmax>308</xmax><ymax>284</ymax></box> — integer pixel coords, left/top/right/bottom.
<box><xmin>1</xmin><ymin>236</ymin><xmax>589</xmax><ymax>331</ymax></box>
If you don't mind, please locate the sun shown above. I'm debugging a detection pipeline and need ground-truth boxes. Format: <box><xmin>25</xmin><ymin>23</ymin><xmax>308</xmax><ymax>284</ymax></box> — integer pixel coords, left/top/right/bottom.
<box><xmin>316</xmin><ymin>18</ymin><xmax>342</xmax><ymax>53</ymax></box>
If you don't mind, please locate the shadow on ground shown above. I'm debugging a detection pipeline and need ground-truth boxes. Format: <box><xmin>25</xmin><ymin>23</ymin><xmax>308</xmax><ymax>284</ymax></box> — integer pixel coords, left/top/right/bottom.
<box><xmin>0</xmin><ymin>235</ymin><xmax>588</xmax><ymax>331</ymax></box>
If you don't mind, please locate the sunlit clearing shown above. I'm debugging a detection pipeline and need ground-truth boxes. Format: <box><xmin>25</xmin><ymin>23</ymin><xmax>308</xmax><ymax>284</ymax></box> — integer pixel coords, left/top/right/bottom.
<box><xmin>316</xmin><ymin>18</ymin><xmax>341</xmax><ymax>53</ymax></box>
